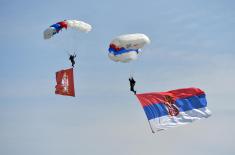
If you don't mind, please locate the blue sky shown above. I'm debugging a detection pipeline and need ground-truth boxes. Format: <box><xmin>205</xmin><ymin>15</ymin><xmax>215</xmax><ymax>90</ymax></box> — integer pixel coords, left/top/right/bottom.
<box><xmin>0</xmin><ymin>0</ymin><xmax>235</xmax><ymax>154</ymax></box>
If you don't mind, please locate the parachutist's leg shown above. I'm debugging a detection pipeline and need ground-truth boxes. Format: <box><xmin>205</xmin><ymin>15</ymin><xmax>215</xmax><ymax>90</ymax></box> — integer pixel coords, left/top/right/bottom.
<box><xmin>72</xmin><ymin>61</ymin><xmax>75</xmax><ymax>67</ymax></box>
<box><xmin>130</xmin><ymin>87</ymin><xmax>134</xmax><ymax>92</ymax></box>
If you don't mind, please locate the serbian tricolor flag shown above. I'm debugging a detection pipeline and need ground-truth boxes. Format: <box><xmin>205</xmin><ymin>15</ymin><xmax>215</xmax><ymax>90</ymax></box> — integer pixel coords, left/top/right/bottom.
<box><xmin>55</xmin><ymin>68</ymin><xmax>75</xmax><ymax>97</ymax></box>
<box><xmin>136</xmin><ymin>87</ymin><xmax>211</xmax><ymax>132</ymax></box>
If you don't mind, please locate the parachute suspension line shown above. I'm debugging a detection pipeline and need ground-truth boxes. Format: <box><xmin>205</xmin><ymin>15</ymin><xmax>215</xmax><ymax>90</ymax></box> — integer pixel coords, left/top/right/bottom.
<box><xmin>71</xmin><ymin>29</ymin><xmax>77</xmax><ymax>51</ymax></box>
<box><xmin>129</xmin><ymin>56</ymin><xmax>138</xmax><ymax>77</ymax></box>
<box><xmin>129</xmin><ymin>62</ymin><xmax>135</xmax><ymax>78</ymax></box>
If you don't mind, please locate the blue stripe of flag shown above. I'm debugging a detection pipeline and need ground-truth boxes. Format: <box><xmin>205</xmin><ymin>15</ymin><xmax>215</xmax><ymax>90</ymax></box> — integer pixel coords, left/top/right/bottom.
<box><xmin>143</xmin><ymin>94</ymin><xmax>207</xmax><ymax>120</ymax></box>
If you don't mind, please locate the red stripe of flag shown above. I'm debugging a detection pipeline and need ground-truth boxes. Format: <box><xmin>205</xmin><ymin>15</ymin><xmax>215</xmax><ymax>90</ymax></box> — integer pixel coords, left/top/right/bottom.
<box><xmin>136</xmin><ymin>87</ymin><xmax>205</xmax><ymax>107</ymax></box>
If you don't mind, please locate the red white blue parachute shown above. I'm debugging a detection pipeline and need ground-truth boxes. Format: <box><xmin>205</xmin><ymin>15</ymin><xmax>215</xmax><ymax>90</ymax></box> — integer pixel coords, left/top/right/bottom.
<box><xmin>44</xmin><ymin>20</ymin><xmax>92</xmax><ymax>39</ymax></box>
<box><xmin>108</xmin><ymin>33</ymin><xmax>150</xmax><ymax>63</ymax></box>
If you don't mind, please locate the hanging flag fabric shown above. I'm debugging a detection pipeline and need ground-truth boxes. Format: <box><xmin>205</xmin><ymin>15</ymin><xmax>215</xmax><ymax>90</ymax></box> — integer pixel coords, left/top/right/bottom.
<box><xmin>136</xmin><ymin>87</ymin><xmax>211</xmax><ymax>132</ymax></box>
<box><xmin>55</xmin><ymin>68</ymin><xmax>75</xmax><ymax>97</ymax></box>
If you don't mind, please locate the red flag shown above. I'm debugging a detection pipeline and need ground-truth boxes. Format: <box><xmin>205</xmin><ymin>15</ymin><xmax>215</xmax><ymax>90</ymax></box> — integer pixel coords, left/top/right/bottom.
<box><xmin>55</xmin><ymin>68</ymin><xmax>75</xmax><ymax>97</ymax></box>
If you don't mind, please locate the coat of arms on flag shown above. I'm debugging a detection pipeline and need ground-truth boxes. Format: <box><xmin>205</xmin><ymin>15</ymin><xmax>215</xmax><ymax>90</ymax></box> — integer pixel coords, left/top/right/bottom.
<box><xmin>136</xmin><ymin>87</ymin><xmax>211</xmax><ymax>132</ymax></box>
<box><xmin>55</xmin><ymin>68</ymin><xmax>75</xmax><ymax>97</ymax></box>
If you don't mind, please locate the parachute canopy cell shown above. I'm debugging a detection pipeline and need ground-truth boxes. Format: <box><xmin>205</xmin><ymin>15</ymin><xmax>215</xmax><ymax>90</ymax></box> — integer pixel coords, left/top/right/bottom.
<box><xmin>44</xmin><ymin>20</ymin><xmax>92</xmax><ymax>39</ymax></box>
<box><xmin>108</xmin><ymin>33</ymin><xmax>150</xmax><ymax>63</ymax></box>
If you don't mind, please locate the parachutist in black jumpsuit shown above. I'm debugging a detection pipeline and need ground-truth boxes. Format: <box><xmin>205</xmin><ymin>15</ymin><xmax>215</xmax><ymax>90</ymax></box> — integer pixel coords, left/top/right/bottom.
<box><xmin>69</xmin><ymin>54</ymin><xmax>76</xmax><ymax>67</ymax></box>
<box><xmin>129</xmin><ymin>77</ymin><xmax>137</xmax><ymax>95</ymax></box>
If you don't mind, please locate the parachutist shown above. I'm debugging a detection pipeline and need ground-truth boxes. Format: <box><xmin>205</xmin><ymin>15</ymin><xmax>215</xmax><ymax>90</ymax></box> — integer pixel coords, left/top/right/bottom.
<box><xmin>69</xmin><ymin>54</ymin><xmax>76</xmax><ymax>67</ymax></box>
<box><xmin>129</xmin><ymin>77</ymin><xmax>136</xmax><ymax>95</ymax></box>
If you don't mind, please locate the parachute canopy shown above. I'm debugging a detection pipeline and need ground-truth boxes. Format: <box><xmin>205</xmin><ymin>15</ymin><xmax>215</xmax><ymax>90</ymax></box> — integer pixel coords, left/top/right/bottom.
<box><xmin>108</xmin><ymin>33</ymin><xmax>150</xmax><ymax>63</ymax></box>
<box><xmin>44</xmin><ymin>20</ymin><xmax>92</xmax><ymax>39</ymax></box>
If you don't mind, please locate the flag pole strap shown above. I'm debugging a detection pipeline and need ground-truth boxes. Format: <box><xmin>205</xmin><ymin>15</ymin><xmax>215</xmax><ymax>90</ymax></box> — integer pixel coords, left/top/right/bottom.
<box><xmin>147</xmin><ymin>119</ymin><xmax>155</xmax><ymax>133</ymax></box>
